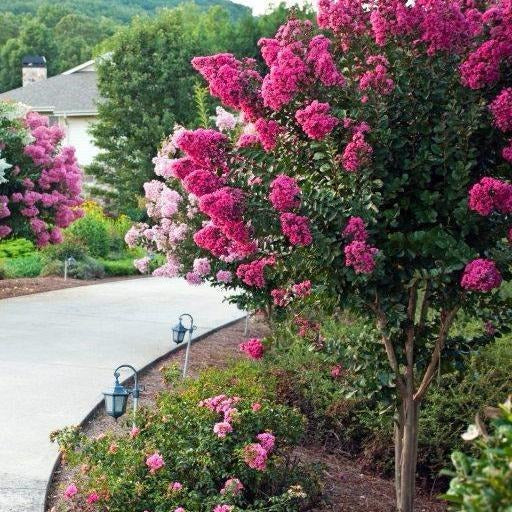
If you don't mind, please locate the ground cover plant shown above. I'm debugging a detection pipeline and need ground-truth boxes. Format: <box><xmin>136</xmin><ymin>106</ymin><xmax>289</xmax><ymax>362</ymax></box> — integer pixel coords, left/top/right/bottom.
<box><xmin>128</xmin><ymin>2</ymin><xmax>512</xmax><ymax>509</ymax></box>
<box><xmin>52</xmin><ymin>360</ymin><xmax>322</xmax><ymax>512</ymax></box>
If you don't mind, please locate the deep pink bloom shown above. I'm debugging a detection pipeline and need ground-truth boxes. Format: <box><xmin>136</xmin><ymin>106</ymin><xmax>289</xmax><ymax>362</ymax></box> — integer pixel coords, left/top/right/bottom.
<box><xmin>169</xmin><ymin>157</ymin><xmax>196</xmax><ymax>179</ymax></box>
<box><xmin>295</xmin><ymin>101</ymin><xmax>338</xmax><ymax>140</ymax></box>
<box><xmin>269</xmin><ymin>175</ymin><xmax>301</xmax><ymax>211</ymax></box>
<box><xmin>359</xmin><ymin>55</ymin><xmax>394</xmax><ymax>95</ymax></box>
<box><xmin>129</xmin><ymin>426</ymin><xmax>140</xmax><ymax>438</ymax></box>
<box><xmin>199</xmin><ymin>187</ymin><xmax>245</xmax><ymax>225</ymax></box>
<box><xmin>461</xmin><ymin>258</ymin><xmax>502</xmax><ymax>292</ymax></box>
<box><xmin>331</xmin><ymin>364</ymin><xmax>343</xmax><ymax>378</ymax></box>
<box><xmin>341</xmin><ymin>131</ymin><xmax>373</xmax><ymax>172</ymax></box>
<box><xmin>342</xmin><ymin>216</ymin><xmax>368</xmax><ymax>241</ymax></box>
<box><xmin>280</xmin><ymin>213</ymin><xmax>313</xmax><ymax>246</ymax></box>
<box><xmin>174</xmin><ymin>129</ymin><xmax>228</xmax><ymax>172</ymax></box>
<box><xmin>291</xmin><ymin>280</ymin><xmax>312</xmax><ymax>297</ymax></box>
<box><xmin>236</xmin><ymin>257</ymin><xmax>275</xmax><ymax>288</ymax></box>
<box><xmin>255</xmin><ymin>118</ymin><xmax>282</xmax><ymax>152</ymax></box>
<box><xmin>468</xmin><ymin>177</ymin><xmax>512</xmax><ymax>216</ymax></box>
<box><xmin>306</xmin><ymin>35</ymin><xmax>344</xmax><ymax>86</ymax></box>
<box><xmin>146</xmin><ymin>452</ymin><xmax>165</xmax><ymax>473</ymax></box>
<box><xmin>213</xmin><ymin>421</ymin><xmax>233</xmax><ymax>438</ymax></box>
<box><xmin>86</xmin><ymin>492</ymin><xmax>99</xmax><ymax>504</ymax></box>
<box><xmin>183</xmin><ymin>169</ymin><xmax>222</xmax><ymax>197</ymax></box>
<box><xmin>239</xmin><ymin>338</ymin><xmax>265</xmax><ymax>359</ymax></box>
<box><xmin>64</xmin><ymin>484</ymin><xmax>78</xmax><ymax>499</ymax></box>
<box><xmin>344</xmin><ymin>240</ymin><xmax>378</xmax><ymax>274</ymax></box>
<box><xmin>251</xmin><ymin>402</ymin><xmax>262</xmax><ymax>412</ymax></box>
<box><xmin>490</xmin><ymin>88</ymin><xmax>512</xmax><ymax>132</ymax></box>
<box><xmin>271</xmin><ymin>288</ymin><xmax>289</xmax><ymax>306</ymax></box>
<box><xmin>221</xmin><ymin>478</ymin><xmax>244</xmax><ymax>496</ymax></box>
<box><xmin>256</xmin><ymin>432</ymin><xmax>275</xmax><ymax>452</ymax></box>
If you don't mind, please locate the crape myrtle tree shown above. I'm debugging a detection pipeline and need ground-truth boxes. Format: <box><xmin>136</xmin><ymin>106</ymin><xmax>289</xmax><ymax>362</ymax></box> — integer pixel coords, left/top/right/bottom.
<box><xmin>128</xmin><ymin>1</ymin><xmax>512</xmax><ymax>510</ymax></box>
<box><xmin>0</xmin><ymin>102</ymin><xmax>83</xmax><ymax>245</ymax></box>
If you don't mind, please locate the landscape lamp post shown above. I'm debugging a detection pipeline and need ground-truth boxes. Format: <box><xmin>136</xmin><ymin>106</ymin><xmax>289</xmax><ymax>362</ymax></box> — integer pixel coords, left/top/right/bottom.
<box><xmin>103</xmin><ymin>364</ymin><xmax>141</xmax><ymax>427</ymax></box>
<box><xmin>63</xmin><ymin>256</ymin><xmax>76</xmax><ymax>280</ymax></box>
<box><xmin>172</xmin><ymin>313</ymin><xmax>196</xmax><ymax>379</ymax></box>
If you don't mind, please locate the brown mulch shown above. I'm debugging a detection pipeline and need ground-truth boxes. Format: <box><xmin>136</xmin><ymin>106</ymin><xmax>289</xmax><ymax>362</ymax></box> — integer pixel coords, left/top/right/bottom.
<box><xmin>46</xmin><ymin>317</ymin><xmax>446</xmax><ymax>512</ymax></box>
<box><xmin>0</xmin><ymin>276</ymin><xmax>142</xmax><ymax>300</ymax></box>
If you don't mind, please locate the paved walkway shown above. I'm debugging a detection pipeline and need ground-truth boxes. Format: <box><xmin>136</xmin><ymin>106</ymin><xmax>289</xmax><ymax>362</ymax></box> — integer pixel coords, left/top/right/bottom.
<box><xmin>0</xmin><ymin>277</ymin><xmax>244</xmax><ymax>512</ymax></box>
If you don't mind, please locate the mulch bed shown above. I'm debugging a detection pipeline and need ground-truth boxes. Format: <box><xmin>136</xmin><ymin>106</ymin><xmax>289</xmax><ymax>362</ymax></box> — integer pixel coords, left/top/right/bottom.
<box><xmin>0</xmin><ymin>276</ymin><xmax>142</xmax><ymax>300</ymax></box>
<box><xmin>46</xmin><ymin>318</ymin><xmax>446</xmax><ymax>512</ymax></box>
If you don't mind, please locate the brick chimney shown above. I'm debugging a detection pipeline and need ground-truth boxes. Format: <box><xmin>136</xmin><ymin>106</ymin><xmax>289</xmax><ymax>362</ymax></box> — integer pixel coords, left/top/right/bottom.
<box><xmin>22</xmin><ymin>56</ymin><xmax>47</xmax><ymax>87</ymax></box>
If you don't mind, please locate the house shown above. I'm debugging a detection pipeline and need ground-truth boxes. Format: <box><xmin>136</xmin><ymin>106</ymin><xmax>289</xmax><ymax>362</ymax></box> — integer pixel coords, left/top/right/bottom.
<box><xmin>0</xmin><ymin>56</ymin><xmax>100</xmax><ymax>167</ymax></box>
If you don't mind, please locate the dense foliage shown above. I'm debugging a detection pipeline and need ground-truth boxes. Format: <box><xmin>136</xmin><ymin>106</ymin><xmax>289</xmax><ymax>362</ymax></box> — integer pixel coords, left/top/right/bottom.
<box><xmin>52</xmin><ymin>360</ymin><xmax>321</xmax><ymax>511</ymax></box>
<box><xmin>88</xmin><ymin>4</ymin><xmax>313</xmax><ymax>212</ymax></box>
<box><xmin>0</xmin><ymin>5</ymin><xmax>117</xmax><ymax>92</ymax></box>
<box><xmin>0</xmin><ymin>0</ymin><xmax>250</xmax><ymax>24</ymax></box>
<box><xmin>129</xmin><ymin>2</ymin><xmax>512</xmax><ymax>510</ymax></box>
<box><xmin>443</xmin><ymin>398</ymin><xmax>512</xmax><ymax>511</ymax></box>
<box><xmin>0</xmin><ymin>101</ymin><xmax>83</xmax><ymax>246</ymax></box>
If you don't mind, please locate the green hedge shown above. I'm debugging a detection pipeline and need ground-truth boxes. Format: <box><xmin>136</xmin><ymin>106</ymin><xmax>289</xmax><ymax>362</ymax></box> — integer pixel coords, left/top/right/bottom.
<box><xmin>99</xmin><ymin>258</ymin><xmax>137</xmax><ymax>277</ymax></box>
<box><xmin>0</xmin><ymin>254</ymin><xmax>43</xmax><ymax>278</ymax></box>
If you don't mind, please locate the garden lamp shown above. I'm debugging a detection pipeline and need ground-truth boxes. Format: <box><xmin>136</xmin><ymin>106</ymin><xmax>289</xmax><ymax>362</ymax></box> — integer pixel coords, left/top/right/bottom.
<box><xmin>172</xmin><ymin>314</ymin><xmax>196</xmax><ymax>378</ymax></box>
<box><xmin>103</xmin><ymin>364</ymin><xmax>140</xmax><ymax>426</ymax></box>
<box><xmin>63</xmin><ymin>256</ymin><xmax>76</xmax><ymax>281</ymax></box>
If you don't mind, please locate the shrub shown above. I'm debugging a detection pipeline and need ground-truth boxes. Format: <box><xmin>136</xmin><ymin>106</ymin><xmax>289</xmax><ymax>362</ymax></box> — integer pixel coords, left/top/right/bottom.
<box><xmin>67</xmin><ymin>214</ymin><xmax>109</xmax><ymax>258</ymax></box>
<box><xmin>41</xmin><ymin>237</ymin><xmax>88</xmax><ymax>262</ymax></box>
<box><xmin>40</xmin><ymin>259</ymin><xmax>64</xmax><ymax>277</ymax></box>
<box><xmin>0</xmin><ymin>238</ymin><xmax>35</xmax><ymax>258</ymax></box>
<box><xmin>52</xmin><ymin>363</ymin><xmax>321</xmax><ymax>512</ymax></box>
<box><xmin>442</xmin><ymin>398</ymin><xmax>512</xmax><ymax>511</ymax></box>
<box><xmin>67</xmin><ymin>257</ymin><xmax>105</xmax><ymax>280</ymax></box>
<box><xmin>1</xmin><ymin>254</ymin><xmax>43</xmax><ymax>278</ymax></box>
<box><xmin>99</xmin><ymin>258</ymin><xmax>138</xmax><ymax>277</ymax></box>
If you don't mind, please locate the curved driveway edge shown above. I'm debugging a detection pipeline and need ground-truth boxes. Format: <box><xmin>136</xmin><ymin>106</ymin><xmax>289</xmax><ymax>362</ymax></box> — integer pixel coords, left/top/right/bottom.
<box><xmin>0</xmin><ymin>277</ymin><xmax>244</xmax><ymax>512</ymax></box>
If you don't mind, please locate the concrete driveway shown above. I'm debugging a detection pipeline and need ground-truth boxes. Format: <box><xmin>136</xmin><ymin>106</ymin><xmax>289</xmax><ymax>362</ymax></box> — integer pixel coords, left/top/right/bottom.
<box><xmin>0</xmin><ymin>277</ymin><xmax>243</xmax><ymax>512</ymax></box>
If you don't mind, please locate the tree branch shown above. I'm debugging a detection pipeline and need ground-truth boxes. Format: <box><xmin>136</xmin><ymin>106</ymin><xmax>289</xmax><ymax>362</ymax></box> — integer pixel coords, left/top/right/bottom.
<box><xmin>414</xmin><ymin>306</ymin><xmax>459</xmax><ymax>402</ymax></box>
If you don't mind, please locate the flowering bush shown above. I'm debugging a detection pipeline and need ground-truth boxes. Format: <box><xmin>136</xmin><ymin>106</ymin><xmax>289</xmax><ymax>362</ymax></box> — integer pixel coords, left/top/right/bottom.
<box><xmin>51</xmin><ymin>362</ymin><xmax>319</xmax><ymax>512</ymax></box>
<box><xmin>0</xmin><ymin>102</ymin><xmax>83</xmax><ymax>246</ymax></box>
<box><xmin>129</xmin><ymin>2</ymin><xmax>512</xmax><ymax>509</ymax></box>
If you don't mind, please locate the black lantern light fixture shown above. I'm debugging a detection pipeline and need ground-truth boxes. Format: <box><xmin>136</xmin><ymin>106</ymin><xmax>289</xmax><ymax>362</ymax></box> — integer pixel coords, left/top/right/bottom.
<box><xmin>172</xmin><ymin>314</ymin><xmax>195</xmax><ymax>378</ymax></box>
<box><xmin>103</xmin><ymin>364</ymin><xmax>140</xmax><ymax>425</ymax></box>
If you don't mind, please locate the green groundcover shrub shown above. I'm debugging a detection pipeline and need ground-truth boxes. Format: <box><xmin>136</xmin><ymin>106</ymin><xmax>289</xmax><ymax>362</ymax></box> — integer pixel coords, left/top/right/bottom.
<box><xmin>0</xmin><ymin>253</ymin><xmax>43</xmax><ymax>278</ymax></box>
<box><xmin>0</xmin><ymin>238</ymin><xmax>35</xmax><ymax>258</ymax></box>
<box><xmin>442</xmin><ymin>398</ymin><xmax>512</xmax><ymax>511</ymax></box>
<box><xmin>52</xmin><ymin>361</ymin><xmax>322</xmax><ymax>512</ymax></box>
<box><xmin>99</xmin><ymin>258</ymin><xmax>138</xmax><ymax>277</ymax></box>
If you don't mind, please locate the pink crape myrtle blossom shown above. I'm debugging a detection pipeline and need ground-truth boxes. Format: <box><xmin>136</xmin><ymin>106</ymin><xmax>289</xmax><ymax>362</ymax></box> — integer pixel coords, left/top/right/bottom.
<box><xmin>468</xmin><ymin>177</ymin><xmax>512</xmax><ymax>216</ymax></box>
<box><xmin>236</xmin><ymin>256</ymin><xmax>275</xmax><ymax>288</ymax></box>
<box><xmin>86</xmin><ymin>493</ymin><xmax>100</xmax><ymax>504</ymax></box>
<box><xmin>243</xmin><ymin>443</ymin><xmax>268</xmax><ymax>471</ymax></box>
<box><xmin>331</xmin><ymin>364</ymin><xmax>343</xmax><ymax>378</ymax></box>
<box><xmin>183</xmin><ymin>169</ymin><xmax>223</xmax><ymax>197</ymax></box>
<box><xmin>461</xmin><ymin>258</ymin><xmax>502</xmax><ymax>292</ymax></box>
<box><xmin>174</xmin><ymin>129</ymin><xmax>228</xmax><ymax>172</ymax></box>
<box><xmin>295</xmin><ymin>101</ymin><xmax>339</xmax><ymax>140</ymax></box>
<box><xmin>291</xmin><ymin>280</ymin><xmax>312</xmax><ymax>297</ymax></box>
<box><xmin>341</xmin><ymin>131</ymin><xmax>373</xmax><ymax>172</ymax></box>
<box><xmin>490</xmin><ymin>88</ymin><xmax>512</xmax><ymax>132</ymax></box>
<box><xmin>256</xmin><ymin>432</ymin><xmax>275</xmax><ymax>452</ymax></box>
<box><xmin>169</xmin><ymin>157</ymin><xmax>196</xmax><ymax>180</ymax></box>
<box><xmin>216</xmin><ymin>270</ymin><xmax>233</xmax><ymax>283</ymax></box>
<box><xmin>254</xmin><ymin>118</ymin><xmax>283</xmax><ymax>152</ymax></box>
<box><xmin>146</xmin><ymin>452</ymin><xmax>165</xmax><ymax>473</ymax></box>
<box><xmin>134</xmin><ymin>257</ymin><xmax>150</xmax><ymax>274</ymax></box>
<box><xmin>269</xmin><ymin>175</ymin><xmax>301</xmax><ymax>211</ymax></box>
<box><xmin>306</xmin><ymin>34</ymin><xmax>344</xmax><ymax>86</ymax></box>
<box><xmin>170</xmin><ymin>482</ymin><xmax>183</xmax><ymax>491</ymax></box>
<box><xmin>280</xmin><ymin>213</ymin><xmax>313</xmax><ymax>246</ymax></box>
<box><xmin>186</xmin><ymin>271</ymin><xmax>203</xmax><ymax>285</ymax></box>
<box><xmin>129</xmin><ymin>426</ymin><xmax>140</xmax><ymax>438</ymax></box>
<box><xmin>344</xmin><ymin>240</ymin><xmax>379</xmax><ymax>274</ymax></box>
<box><xmin>239</xmin><ymin>338</ymin><xmax>265</xmax><ymax>359</ymax></box>
<box><xmin>215</xmin><ymin>107</ymin><xmax>237</xmax><ymax>132</ymax></box>
<box><xmin>175</xmin><ymin>508</ymin><xmax>186</xmax><ymax>512</ymax></box>
<box><xmin>359</xmin><ymin>55</ymin><xmax>394</xmax><ymax>95</ymax></box>
<box><xmin>342</xmin><ymin>216</ymin><xmax>368</xmax><ymax>241</ymax></box>
<box><xmin>221</xmin><ymin>478</ymin><xmax>244</xmax><ymax>496</ymax></box>
<box><xmin>252</xmin><ymin>402</ymin><xmax>262</xmax><ymax>412</ymax></box>
<box><xmin>214</xmin><ymin>506</ymin><xmax>233</xmax><ymax>512</ymax></box>
<box><xmin>193</xmin><ymin>257</ymin><xmax>211</xmax><ymax>276</ymax></box>
<box><xmin>213</xmin><ymin>421</ymin><xmax>233</xmax><ymax>438</ymax></box>
<box><xmin>153</xmin><ymin>256</ymin><xmax>180</xmax><ymax>278</ymax></box>
<box><xmin>64</xmin><ymin>484</ymin><xmax>78</xmax><ymax>499</ymax></box>
<box><xmin>271</xmin><ymin>288</ymin><xmax>290</xmax><ymax>307</ymax></box>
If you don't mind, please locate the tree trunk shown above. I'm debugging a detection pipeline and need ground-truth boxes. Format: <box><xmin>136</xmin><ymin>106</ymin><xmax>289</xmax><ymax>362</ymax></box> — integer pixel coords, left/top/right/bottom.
<box><xmin>395</xmin><ymin>395</ymin><xmax>420</xmax><ymax>512</ymax></box>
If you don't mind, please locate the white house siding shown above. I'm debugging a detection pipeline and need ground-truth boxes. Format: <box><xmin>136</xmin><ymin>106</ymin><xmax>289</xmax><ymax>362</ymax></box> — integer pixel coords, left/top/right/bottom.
<box><xmin>60</xmin><ymin>115</ymin><xmax>98</xmax><ymax>167</ymax></box>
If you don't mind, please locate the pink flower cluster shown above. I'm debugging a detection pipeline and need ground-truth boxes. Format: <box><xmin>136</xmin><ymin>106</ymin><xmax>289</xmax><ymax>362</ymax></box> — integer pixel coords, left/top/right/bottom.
<box><xmin>236</xmin><ymin>256</ymin><xmax>275</xmax><ymax>288</ymax></box>
<box><xmin>174</xmin><ymin>129</ymin><xmax>228</xmax><ymax>172</ymax></box>
<box><xmin>342</xmin><ymin>216</ymin><xmax>368</xmax><ymax>241</ymax></box>
<box><xmin>192</xmin><ymin>54</ymin><xmax>264</xmax><ymax>122</ymax></box>
<box><xmin>341</xmin><ymin>126</ymin><xmax>373</xmax><ymax>173</ymax></box>
<box><xmin>199</xmin><ymin>394</ymin><xmax>241</xmax><ymax>438</ymax></box>
<box><xmin>461</xmin><ymin>258</ymin><xmax>502</xmax><ymax>292</ymax></box>
<box><xmin>344</xmin><ymin>240</ymin><xmax>379</xmax><ymax>274</ymax></box>
<box><xmin>221</xmin><ymin>478</ymin><xmax>244</xmax><ymax>495</ymax></box>
<box><xmin>269</xmin><ymin>175</ymin><xmax>301</xmax><ymax>211</ymax></box>
<box><xmin>214</xmin><ymin>506</ymin><xmax>233</xmax><ymax>512</ymax></box>
<box><xmin>359</xmin><ymin>55</ymin><xmax>394</xmax><ymax>95</ymax></box>
<box><xmin>254</xmin><ymin>118</ymin><xmax>283</xmax><ymax>152</ymax></box>
<box><xmin>294</xmin><ymin>315</ymin><xmax>320</xmax><ymax>338</ymax></box>
<box><xmin>146</xmin><ymin>452</ymin><xmax>165</xmax><ymax>473</ymax></box>
<box><xmin>215</xmin><ymin>107</ymin><xmax>237</xmax><ymax>132</ymax></box>
<box><xmin>271</xmin><ymin>279</ymin><xmax>312</xmax><ymax>306</ymax></box>
<box><xmin>144</xmin><ymin>181</ymin><xmax>182</xmax><ymax>219</ymax></box>
<box><xmin>295</xmin><ymin>101</ymin><xmax>339</xmax><ymax>140</ymax></box>
<box><xmin>259</xmin><ymin>19</ymin><xmax>343</xmax><ymax>111</ymax></box>
<box><xmin>239</xmin><ymin>338</ymin><xmax>265</xmax><ymax>359</ymax></box>
<box><xmin>468</xmin><ymin>177</ymin><xmax>512</xmax><ymax>216</ymax></box>
<box><xmin>490</xmin><ymin>88</ymin><xmax>512</xmax><ymax>132</ymax></box>
<box><xmin>280</xmin><ymin>213</ymin><xmax>313</xmax><ymax>246</ymax></box>
<box><xmin>243</xmin><ymin>432</ymin><xmax>275</xmax><ymax>471</ymax></box>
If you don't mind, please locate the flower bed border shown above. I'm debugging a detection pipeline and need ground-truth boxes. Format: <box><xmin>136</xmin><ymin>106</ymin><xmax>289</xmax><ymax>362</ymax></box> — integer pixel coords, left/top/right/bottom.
<box><xmin>43</xmin><ymin>315</ymin><xmax>246</xmax><ymax>512</ymax></box>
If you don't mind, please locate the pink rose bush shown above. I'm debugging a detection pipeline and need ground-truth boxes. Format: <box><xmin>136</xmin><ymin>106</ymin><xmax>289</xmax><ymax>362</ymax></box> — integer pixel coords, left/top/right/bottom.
<box><xmin>0</xmin><ymin>102</ymin><xmax>83</xmax><ymax>245</ymax></box>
